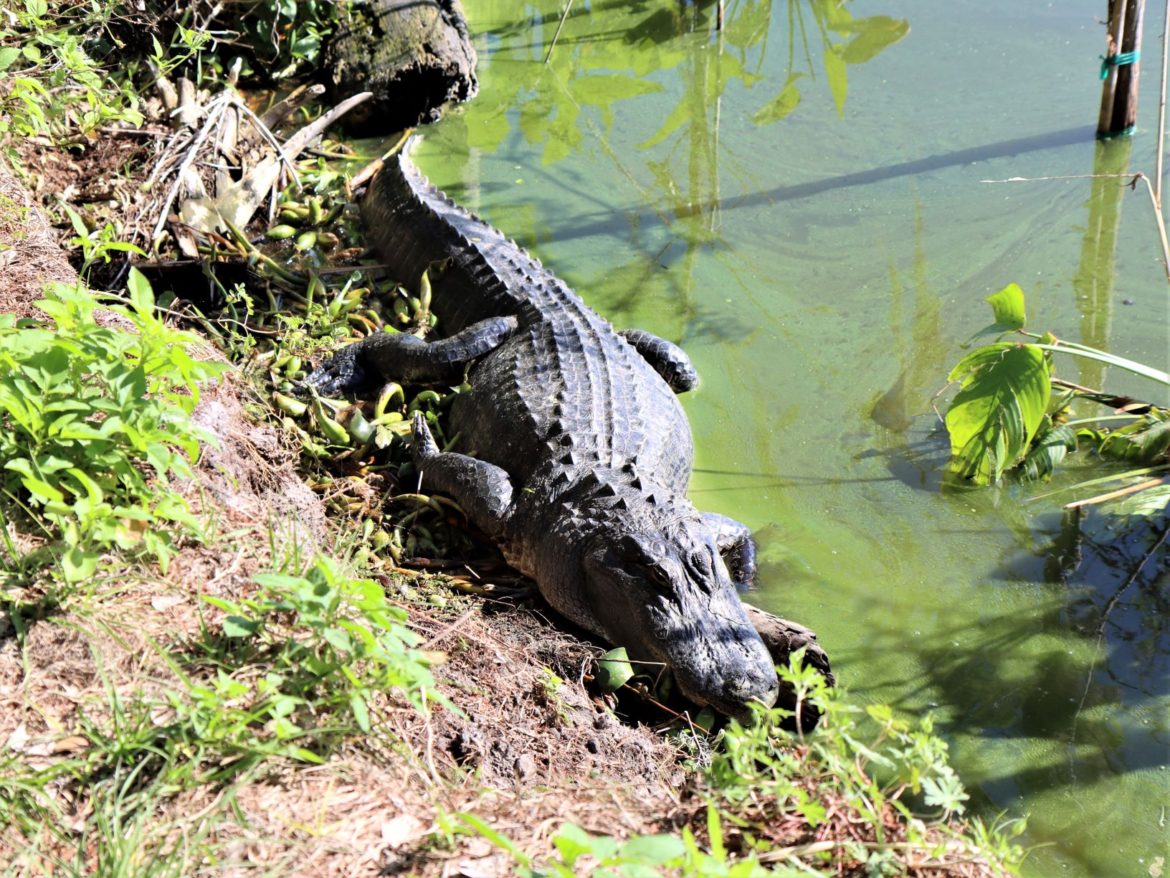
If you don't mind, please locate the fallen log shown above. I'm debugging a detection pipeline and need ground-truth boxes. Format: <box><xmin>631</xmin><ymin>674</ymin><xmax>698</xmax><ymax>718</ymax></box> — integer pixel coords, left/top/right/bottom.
<box><xmin>324</xmin><ymin>0</ymin><xmax>478</xmax><ymax>134</ymax></box>
<box><xmin>745</xmin><ymin>604</ymin><xmax>834</xmax><ymax>732</ymax></box>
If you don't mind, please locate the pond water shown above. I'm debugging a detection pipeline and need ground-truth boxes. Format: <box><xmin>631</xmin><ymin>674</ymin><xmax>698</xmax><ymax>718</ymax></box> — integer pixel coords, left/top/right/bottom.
<box><xmin>408</xmin><ymin>1</ymin><xmax>1169</xmax><ymax>874</ymax></box>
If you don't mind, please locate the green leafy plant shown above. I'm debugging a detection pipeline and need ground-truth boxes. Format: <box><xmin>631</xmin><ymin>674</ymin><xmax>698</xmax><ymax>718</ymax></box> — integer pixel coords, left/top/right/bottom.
<box><xmin>943</xmin><ymin>283</ymin><xmax>1170</xmax><ymax>488</ymax></box>
<box><xmin>241</xmin><ymin>0</ymin><xmax>342</xmax><ymax>79</ymax></box>
<box><xmin>0</xmin><ymin>274</ymin><xmax>226</xmax><ymax>579</ymax></box>
<box><xmin>460</xmin><ymin>810</ymin><xmax>778</xmax><ymax>878</ymax></box>
<box><xmin>62</xmin><ymin>205</ymin><xmax>147</xmax><ymax>281</ymax></box>
<box><xmin>0</xmin><ymin>0</ymin><xmax>143</xmax><ymax>152</ymax></box>
<box><xmin>197</xmin><ymin>555</ymin><xmax>441</xmax><ymax>760</ymax></box>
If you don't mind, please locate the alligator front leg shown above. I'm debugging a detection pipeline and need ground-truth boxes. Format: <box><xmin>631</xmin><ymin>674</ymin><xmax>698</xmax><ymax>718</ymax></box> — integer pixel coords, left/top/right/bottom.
<box><xmin>410</xmin><ymin>413</ymin><xmax>514</xmax><ymax>538</ymax></box>
<box><xmin>701</xmin><ymin>512</ymin><xmax>757</xmax><ymax>588</ymax></box>
<box><xmin>619</xmin><ymin>329</ymin><xmax>698</xmax><ymax>393</ymax></box>
<box><xmin>304</xmin><ymin>315</ymin><xmax>520</xmax><ymax>396</ymax></box>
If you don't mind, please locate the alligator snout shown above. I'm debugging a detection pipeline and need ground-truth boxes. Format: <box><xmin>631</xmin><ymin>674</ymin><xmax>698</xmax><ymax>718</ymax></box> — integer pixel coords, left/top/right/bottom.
<box><xmin>722</xmin><ymin>665</ymin><xmax>781</xmax><ymax>712</ymax></box>
<box><xmin>669</xmin><ymin>629</ymin><xmax>780</xmax><ymax>719</ymax></box>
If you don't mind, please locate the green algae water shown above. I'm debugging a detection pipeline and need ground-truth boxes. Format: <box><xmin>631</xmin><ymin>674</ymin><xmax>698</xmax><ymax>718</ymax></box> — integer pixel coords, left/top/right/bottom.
<box><xmin>411</xmin><ymin>2</ymin><xmax>1169</xmax><ymax>874</ymax></box>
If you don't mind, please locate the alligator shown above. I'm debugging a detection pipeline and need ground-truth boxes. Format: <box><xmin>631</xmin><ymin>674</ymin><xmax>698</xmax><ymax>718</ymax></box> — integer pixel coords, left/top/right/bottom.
<box><xmin>306</xmin><ymin>138</ymin><xmax>828</xmax><ymax>718</ymax></box>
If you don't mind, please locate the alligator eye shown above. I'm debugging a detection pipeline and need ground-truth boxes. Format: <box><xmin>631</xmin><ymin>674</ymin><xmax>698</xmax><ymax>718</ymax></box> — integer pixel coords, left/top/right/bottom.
<box><xmin>645</xmin><ymin>564</ymin><xmax>673</xmax><ymax>590</ymax></box>
<box><xmin>689</xmin><ymin>550</ymin><xmax>711</xmax><ymax>576</ymax></box>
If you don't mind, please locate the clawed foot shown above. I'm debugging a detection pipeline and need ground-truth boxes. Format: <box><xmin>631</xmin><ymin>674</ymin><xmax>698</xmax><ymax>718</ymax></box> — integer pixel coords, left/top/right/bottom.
<box><xmin>410</xmin><ymin>411</ymin><xmax>440</xmax><ymax>462</ymax></box>
<box><xmin>302</xmin><ymin>345</ymin><xmax>368</xmax><ymax>397</ymax></box>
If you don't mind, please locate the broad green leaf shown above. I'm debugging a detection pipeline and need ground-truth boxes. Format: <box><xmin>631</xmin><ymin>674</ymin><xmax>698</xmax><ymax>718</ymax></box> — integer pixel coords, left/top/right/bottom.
<box><xmin>1098</xmin><ymin>417</ymin><xmax>1170</xmax><ymax>464</ymax></box>
<box><xmin>349</xmin><ymin>692</ymin><xmax>371</xmax><ymax>732</ymax></box>
<box><xmin>619</xmin><ymin>833</ymin><xmax>685</xmax><ymax>864</ymax></box>
<box><xmin>322</xmin><ymin>626</ymin><xmax>353</xmax><ymax>655</ymax></box>
<box><xmin>61</xmin><ymin>546</ymin><xmax>98</xmax><ymax>582</ymax></box>
<box><xmin>222</xmin><ymin>615</ymin><xmax>260</xmax><ymax>637</ymax></box>
<box><xmin>127</xmin><ymin>266</ymin><xmax>155</xmax><ymax>316</ymax></box>
<box><xmin>0</xmin><ymin>48</ymin><xmax>20</xmax><ymax>71</ymax></box>
<box><xmin>945</xmin><ymin>343</ymin><xmax>1051</xmax><ymax>484</ymax></box>
<box><xmin>752</xmin><ymin>74</ymin><xmax>803</xmax><ymax>125</ymax></box>
<box><xmin>986</xmin><ymin>283</ymin><xmax>1026</xmax><ymax>330</ymax></box>
<box><xmin>552</xmin><ymin>823</ymin><xmax>594</xmax><ymax>867</ymax></box>
<box><xmin>21</xmin><ymin>474</ymin><xmax>65</xmax><ymax>504</ymax></box>
<box><xmin>965</xmin><ymin>283</ymin><xmax>1029</xmax><ymax>344</ymax></box>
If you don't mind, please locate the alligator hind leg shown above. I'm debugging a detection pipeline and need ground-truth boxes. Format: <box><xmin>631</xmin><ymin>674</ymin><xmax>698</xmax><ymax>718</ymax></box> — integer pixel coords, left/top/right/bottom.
<box><xmin>701</xmin><ymin>512</ymin><xmax>757</xmax><ymax>588</ymax></box>
<box><xmin>619</xmin><ymin>329</ymin><xmax>699</xmax><ymax>393</ymax></box>
<box><xmin>411</xmin><ymin>413</ymin><xmax>514</xmax><ymax>538</ymax></box>
<box><xmin>304</xmin><ymin>315</ymin><xmax>520</xmax><ymax>396</ymax></box>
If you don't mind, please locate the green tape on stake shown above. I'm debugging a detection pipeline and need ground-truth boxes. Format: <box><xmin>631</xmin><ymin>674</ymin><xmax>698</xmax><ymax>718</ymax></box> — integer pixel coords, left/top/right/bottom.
<box><xmin>1100</xmin><ymin>50</ymin><xmax>1141</xmax><ymax>80</ymax></box>
<box><xmin>1097</xmin><ymin>124</ymin><xmax>1137</xmax><ymax>141</ymax></box>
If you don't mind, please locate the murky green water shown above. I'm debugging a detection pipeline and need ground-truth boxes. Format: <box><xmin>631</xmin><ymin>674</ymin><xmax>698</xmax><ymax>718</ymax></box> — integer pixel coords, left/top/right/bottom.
<box><xmin>411</xmin><ymin>1</ymin><xmax>1169</xmax><ymax>874</ymax></box>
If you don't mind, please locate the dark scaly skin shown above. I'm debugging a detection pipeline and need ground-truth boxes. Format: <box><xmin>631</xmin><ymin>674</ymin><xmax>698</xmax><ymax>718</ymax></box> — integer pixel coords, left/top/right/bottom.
<box><xmin>308</xmin><ymin>138</ymin><xmax>781</xmax><ymax>717</ymax></box>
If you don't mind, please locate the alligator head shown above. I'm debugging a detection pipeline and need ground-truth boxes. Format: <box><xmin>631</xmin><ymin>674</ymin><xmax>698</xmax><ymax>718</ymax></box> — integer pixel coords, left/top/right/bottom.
<box><xmin>583</xmin><ymin>523</ymin><xmax>780</xmax><ymax>718</ymax></box>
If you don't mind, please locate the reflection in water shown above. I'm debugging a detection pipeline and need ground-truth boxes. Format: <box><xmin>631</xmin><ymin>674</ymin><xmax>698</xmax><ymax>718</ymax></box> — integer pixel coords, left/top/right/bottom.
<box><xmin>869</xmin><ymin>200</ymin><xmax>946</xmax><ymax>437</ymax></box>
<box><xmin>1073</xmin><ymin>139</ymin><xmax>1130</xmax><ymax>390</ymax></box>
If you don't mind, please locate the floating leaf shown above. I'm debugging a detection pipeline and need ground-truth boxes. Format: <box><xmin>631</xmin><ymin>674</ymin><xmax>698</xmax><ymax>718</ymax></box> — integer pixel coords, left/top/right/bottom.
<box><xmin>1098</xmin><ymin>416</ymin><xmax>1170</xmax><ymax>464</ymax></box>
<box><xmin>945</xmin><ymin>343</ymin><xmax>1051</xmax><ymax>484</ymax></box>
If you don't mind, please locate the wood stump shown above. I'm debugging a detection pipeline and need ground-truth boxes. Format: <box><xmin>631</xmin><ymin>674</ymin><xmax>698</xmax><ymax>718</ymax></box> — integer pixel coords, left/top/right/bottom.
<box><xmin>324</xmin><ymin>0</ymin><xmax>478</xmax><ymax>134</ymax></box>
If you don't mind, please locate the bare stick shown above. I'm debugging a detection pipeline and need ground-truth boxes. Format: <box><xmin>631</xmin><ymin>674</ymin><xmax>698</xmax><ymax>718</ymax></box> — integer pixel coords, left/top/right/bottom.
<box><xmin>150</xmin><ymin>96</ymin><xmax>228</xmax><ymax>244</ymax></box>
<box><xmin>281</xmin><ymin>91</ymin><xmax>373</xmax><ymax>158</ymax></box>
<box><xmin>1064</xmin><ymin>476</ymin><xmax>1166</xmax><ymax>508</ymax></box>
<box><xmin>1158</xmin><ymin>0</ymin><xmax>1170</xmax><ymax>205</ymax></box>
<box><xmin>260</xmin><ymin>83</ymin><xmax>326</xmax><ymax>129</ymax></box>
<box><xmin>982</xmin><ymin>171</ymin><xmax>1170</xmax><ymax>280</ymax></box>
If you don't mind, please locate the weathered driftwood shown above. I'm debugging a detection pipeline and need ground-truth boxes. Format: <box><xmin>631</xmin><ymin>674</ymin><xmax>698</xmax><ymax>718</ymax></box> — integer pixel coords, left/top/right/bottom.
<box><xmin>324</xmin><ymin>0</ymin><xmax>478</xmax><ymax>134</ymax></box>
<box><xmin>744</xmin><ymin>604</ymin><xmax>833</xmax><ymax>731</ymax></box>
<box><xmin>744</xmin><ymin>605</ymin><xmax>834</xmax><ymax>686</ymax></box>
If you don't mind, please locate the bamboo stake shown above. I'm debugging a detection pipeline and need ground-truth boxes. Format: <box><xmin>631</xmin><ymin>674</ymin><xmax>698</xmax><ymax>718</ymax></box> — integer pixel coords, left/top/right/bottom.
<box><xmin>1157</xmin><ymin>0</ymin><xmax>1170</xmax><ymax>204</ymax></box>
<box><xmin>1098</xmin><ymin>0</ymin><xmax>1129</xmax><ymax>136</ymax></box>
<box><xmin>1098</xmin><ymin>0</ymin><xmax>1147</xmax><ymax>136</ymax></box>
<box><xmin>1113</xmin><ymin>0</ymin><xmax>1147</xmax><ymax>132</ymax></box>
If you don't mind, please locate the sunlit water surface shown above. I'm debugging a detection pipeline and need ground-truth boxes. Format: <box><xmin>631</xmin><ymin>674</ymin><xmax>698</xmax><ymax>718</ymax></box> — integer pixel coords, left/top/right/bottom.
<box><xmin>403</xmin><ymin>2</ymin><xmax>1168</xmax><ymax>874</ymax></box>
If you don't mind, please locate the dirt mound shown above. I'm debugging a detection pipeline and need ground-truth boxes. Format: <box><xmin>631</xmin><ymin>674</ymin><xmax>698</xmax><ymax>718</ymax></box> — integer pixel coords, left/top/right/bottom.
<box><xmin>0</xmin><ymin>159</ymin><xmax>78</xmax><ymax>316</ymax></box>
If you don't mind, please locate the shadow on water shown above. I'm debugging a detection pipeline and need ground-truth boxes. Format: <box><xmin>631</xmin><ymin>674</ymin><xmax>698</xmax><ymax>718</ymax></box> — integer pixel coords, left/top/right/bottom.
<box><xmin>842</xmin><ymin>504</ymin><xmax>1169</xmax><ymax>799</ymax></box>
<box><xmin>542</xmin><ymin>126</ymin><xmax>1095</xmax><ymax>243</ymax></box>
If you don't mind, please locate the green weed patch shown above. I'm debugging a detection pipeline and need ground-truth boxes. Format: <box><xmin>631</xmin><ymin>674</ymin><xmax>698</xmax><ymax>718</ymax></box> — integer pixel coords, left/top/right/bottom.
<box><xmin>0</xmin><ymin>274</ymin><xmax>226</xmax><ymax>580</ymax></box>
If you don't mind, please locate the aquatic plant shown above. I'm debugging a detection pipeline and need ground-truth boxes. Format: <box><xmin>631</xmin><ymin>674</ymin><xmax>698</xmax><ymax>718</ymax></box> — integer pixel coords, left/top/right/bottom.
<box><xmin>943</xmin><ymin>283</ymin><xmax>1169</xmax><ymax>506</ymax></box>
